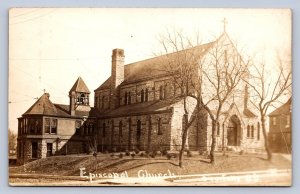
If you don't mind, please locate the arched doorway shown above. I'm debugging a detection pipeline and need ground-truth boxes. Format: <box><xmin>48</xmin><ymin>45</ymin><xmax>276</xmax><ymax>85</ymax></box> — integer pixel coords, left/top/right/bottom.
<box><xmin>227</xmin><ymin>115</ymin><xmax>241</xmax><ymax>146</ymax></box>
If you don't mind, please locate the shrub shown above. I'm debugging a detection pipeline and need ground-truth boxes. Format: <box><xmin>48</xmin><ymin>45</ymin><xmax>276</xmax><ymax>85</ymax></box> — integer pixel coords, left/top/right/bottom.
<box><xmin>187</xmin><ymin>150</ymin><xmax>192</xmax><ymax>157</ymax></box>
<box><xmin>239</xmin><ymin>150</ymin><xmax>244</xmax><ymax>155</ymax></box>
<box><xmin>110</xmin><ymin>153</ymin><xmax>114</xmax><ymax>158</ymax></box>
<box><xmin>140</xmin><ymin>152</ymin><xmax>145</xmax><ymax>157</ymax></box>
<box><xmin>131</xmin><ymin>153</ymin><xmax>136</xmax><ymax>158</ymax></box>
<box><xmin>162</xmin><ymin>149</ymin><xmax>168</xmax><ymax>156</ymax></box>
<box><xmin>156</xmin><ymin>151</ymin><xmax>162</xmax><ymax>156</ymax></box>
<box><xmin>166</xmin><ymin>154</ymin><xmax>172</xmax><ymax>160</ymax></box>
<box><xmin>125</xmin><ymin>150</ymin><xmax>130</xmax><ymax>156</ymax></box>
<box><xmin>119</xmin><ymin>153</ymin><xmax>124</xmax><ymax>158</ymax></box>
<box><xmin>134</xmin><ymin>148</ymin><xmax>140</xmax><ymax>154</ymax></box>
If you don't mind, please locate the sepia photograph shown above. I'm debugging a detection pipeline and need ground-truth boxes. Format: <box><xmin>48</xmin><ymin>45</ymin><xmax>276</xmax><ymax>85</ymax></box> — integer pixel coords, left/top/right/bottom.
<box><xmin>8</xmin><ymin>8</ymin><xmax>292</xmax><ymax>186</ymax></box>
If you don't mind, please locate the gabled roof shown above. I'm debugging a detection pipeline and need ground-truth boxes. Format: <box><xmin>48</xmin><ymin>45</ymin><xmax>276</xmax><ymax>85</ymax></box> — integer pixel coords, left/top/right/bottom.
<box><xmin>243</xmin><ymin>108</ymin><xmax>257</xmax><ymax>118</ymax></box>
<box><xmin>23</xmin><ymin>93</ymin><xmax>58</xmax><ymax>116</ymax></box>
<box><xmin>94</xmin><ymin>77</ymin><xmax>111</xmax><ymax>91</ymax></box>
<box><xmin>69</xmin><ymin>76</ymin><xmax>90</xmax><ymax>94</ymax></box>
<box><xmin>95</xmin><ymin>36</ymin><xmax>218</xmax><ymax>91</ymax></box>
<box><xmin>268</xmin><ymin>98</ymin><xmax>292</xmax><ymax>116</ymax></box>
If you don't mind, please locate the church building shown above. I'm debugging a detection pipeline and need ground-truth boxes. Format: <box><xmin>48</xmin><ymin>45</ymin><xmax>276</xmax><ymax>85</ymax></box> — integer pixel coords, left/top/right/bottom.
<box><xmin>16</xmin><ymin>32</ymin><xmax>264</xmax><ymax>164</ymax></box>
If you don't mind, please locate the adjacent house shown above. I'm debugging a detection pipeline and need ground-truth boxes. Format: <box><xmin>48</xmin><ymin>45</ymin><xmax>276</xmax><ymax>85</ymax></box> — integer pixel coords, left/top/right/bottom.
<box><xmin>268</xmin><ymin>98</ymin><xmax>292</xmax><ymax>153</ymax></box>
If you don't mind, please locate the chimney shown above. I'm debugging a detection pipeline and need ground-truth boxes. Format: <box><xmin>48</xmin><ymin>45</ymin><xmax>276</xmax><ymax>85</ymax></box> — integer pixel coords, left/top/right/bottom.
<box><xmin>69</xmin><ymin>91</ymin><xmax>76</xmax><ymax>116</ymax></box>
<box><xmin>110</xmin><ymin>48</ymin><xmax>125</xmax><ymax>109</ymax></box>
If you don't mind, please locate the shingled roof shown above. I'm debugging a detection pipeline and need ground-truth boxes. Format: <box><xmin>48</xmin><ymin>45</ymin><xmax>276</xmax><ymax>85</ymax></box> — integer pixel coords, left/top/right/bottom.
<box><xmin>97</xmin><ymin>97</ymin><xmax>184</xmax><ymax>118</ymax></box>
<box><xmin>23</xmin><ymin>93</ymin><xmax>58</xmax><ymax>116</ymax></box>
<box><xmin>268</xmin><ymin>98</ymin><xmax>292</xmax><ymax>116</ymax></box>
<box><xmin>69</xmin><ymin>76</ymin><xmax>90</xmax><ymax>94</ymax></box>
<box><xmin>95</xmin><ymin>38</ymin><xmax>217</xmax><ymax>91</ymax></box>
<box><xmin>23</xmin><ymin>93</ymin><xmax>100</xmax><ymax>118</ymax></box>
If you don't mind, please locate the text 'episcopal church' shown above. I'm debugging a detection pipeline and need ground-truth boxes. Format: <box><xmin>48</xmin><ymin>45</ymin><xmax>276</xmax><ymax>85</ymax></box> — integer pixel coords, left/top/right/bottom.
<box><xmin>16</xmin><ymin>32</ymin><xmax>264</xmax><ymax>164</ymax></box>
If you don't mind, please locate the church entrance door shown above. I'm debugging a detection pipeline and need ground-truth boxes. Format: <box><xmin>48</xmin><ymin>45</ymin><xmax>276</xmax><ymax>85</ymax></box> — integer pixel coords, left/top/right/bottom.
<box><xmin>227</xmin><ymin>115</ymin><xmax>241</xmax><ymax>146</ymax></box>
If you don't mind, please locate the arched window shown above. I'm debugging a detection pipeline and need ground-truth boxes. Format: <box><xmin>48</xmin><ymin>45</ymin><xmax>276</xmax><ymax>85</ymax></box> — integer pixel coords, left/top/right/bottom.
<box><xmin>164</xmin><ymin>84</ymin><xmax>168</xmax><ymax>99</ymax></box>
<box><xmin>137</xmin><ymin>120</ymin><xmax>141</xmax><ymax>143</ymax></box>
<box><xmin>128</xmin><ymin>92</ymin><xmax>131</xmax><ymax>104</ymax></box>
<box><xmin>159</xmin><ymin>86</ymin><xmax>164</xmax><ymax>100</ymax></box>
<box><xmin>95</xmin><ymin>96</ymin><xmax>98</xmax><ymax>108</ymax></box>
<box><xmin>78</xmin><ymin>93</ymin><xmax>85</xmax><ymax>104</ymax></box>
<box><xmin>119</xmin><ymin>121</ymin><xmax>123</xmax><ymax>137</ymax></box>
<box><xmin>101</xmin><ymin>96</ymin><xmax>105</xmax><ymax>109</ymax></box>
<box><xmin>257</xmin><ymin>122</ymin><xmax>260</xmax><ymax>140</ymax></box>
<box><xmin>251</xmin><ymin>125</ymin><xmax>255</xmax><ymax>138</ymax></box>
<box><xmin>247</xmin><ymin>125</ymin><xmax>250</xmax><ymax>138</ymax></box>
<box><xmin>141</xmin><ymin>89</ymin><xmax>144</xmax><ymax>102</ymax></box>
<box><xmin>124</xmin><ymin>92</ymin><xmax>128</xmax><ymax>105</ymax></box>
<box><xmin>145</xmin><ymin>88</ymin><xmax>149</xmax><ymax>102</ymax></box>
<box><xmin>102</xmin><ymin>123</ymin><xmax>106</xmax><ymax>137</ymax></box>
<box><xmin>157</xmin><ymin>118</ymin><xmax>162</xmax><ymax>135</ymax></box>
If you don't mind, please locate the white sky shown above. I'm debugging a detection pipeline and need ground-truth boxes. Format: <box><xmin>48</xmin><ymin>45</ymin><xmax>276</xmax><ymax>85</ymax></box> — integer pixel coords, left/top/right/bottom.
<box><xmin>8</xmin><ymin>8</ymin><xmax>291</xmax><ymax>133</ymax></box>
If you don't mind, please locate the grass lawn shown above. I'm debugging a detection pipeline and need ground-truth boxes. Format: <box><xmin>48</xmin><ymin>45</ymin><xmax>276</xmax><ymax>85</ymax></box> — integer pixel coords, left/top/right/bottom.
<box><xmin>10</xmin><ymin>152</ymin><xmax>291</xmax><ymax>177</ymax></box>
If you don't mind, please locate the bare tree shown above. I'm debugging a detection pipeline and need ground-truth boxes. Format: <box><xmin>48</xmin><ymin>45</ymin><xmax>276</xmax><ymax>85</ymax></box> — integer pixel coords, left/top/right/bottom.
<box><xmin>157</xmin><ymin>30</ymin><xmax>203</xmax><ymax>167</ymax></box>
<box><xmin>157</xmin><ymin>30</ymin><xmax>248</xmax><ymax>165</ymax></box>
<box><xmin>243</xmin><ymin>56</ymin><xmax>292</xmax><ymax>161</ymax></box>
<box><xmin>199</xmin><ymin>37</ymin><xmax>249</xmax><ymax>163</ymax></box>
<box><xmin>87</xmin><ymin>130</ymin><xmax>99</xmax><ymax>171</ymax></box>
<box><xmin>8</xmin><ymin>128</ymin><xmax>17</xmax><ymax>155</ymax></box>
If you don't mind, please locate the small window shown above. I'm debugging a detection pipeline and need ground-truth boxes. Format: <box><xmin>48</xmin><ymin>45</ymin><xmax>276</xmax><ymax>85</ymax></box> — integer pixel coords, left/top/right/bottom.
<box><xmin>51</xmin><ymin>119</ymin><xmax>57</xmax><ymax>134</ymax></box>
<box><xmin>45</xmin><ymin>118</ymin><xmax>50</xmax><ymax>133</ymax></box>
<box><xmin>45</xmin><ymin>118</ymin><xmax>57</xmax><ymax>134</ymax></box>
